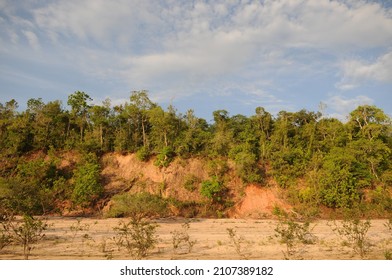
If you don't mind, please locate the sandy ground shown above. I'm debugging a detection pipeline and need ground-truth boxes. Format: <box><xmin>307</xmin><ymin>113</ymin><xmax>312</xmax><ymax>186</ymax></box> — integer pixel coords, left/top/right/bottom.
<box><xmin>1</xmin><ymin>217</ymin><xmax>391</xmax><ymax>260</ymax></box>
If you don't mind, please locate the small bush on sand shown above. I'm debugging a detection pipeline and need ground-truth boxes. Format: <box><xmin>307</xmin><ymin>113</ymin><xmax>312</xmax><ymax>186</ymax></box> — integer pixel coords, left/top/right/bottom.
<box><xmin>4</xmin><ymin>215</ymin><xmax>49</xmax><ymax>259</ymax></box>
<box><xmin>330</xmin><ymin>217</ymin><xmax>371</xmax><ymax>259</ymax></box>
<box><xmin>274</xmin><ymin>210</ymin><xmax>316</xmax><ymax>259</ymax></box>
<box><xmin>171</xmin><ymin>221</ymin><xmax>196</xmax><ymax>255</ymax></box>
<box><xmin>113</xmin><ymin>217</ymin><xmax>159</xmax><ymax>259</ymax></box>
<box><xmin>226</xmin><ymin>227</ymin><xmax>251</xmax><ymax>260</ymax></box>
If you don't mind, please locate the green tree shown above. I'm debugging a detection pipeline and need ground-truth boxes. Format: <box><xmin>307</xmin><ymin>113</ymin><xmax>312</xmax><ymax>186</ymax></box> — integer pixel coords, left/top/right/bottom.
<box><xmin>67</xmin><ymin>91</ymin><xmax>92</xmax><ymax>144</ymax></box>
<box><xmin>253</xmin><ymin>107</ymin><xmax>272</xmax><ymax>160</ymax></box>
<box><xmin>129</xmin><ymin>90</ymin><xmax>156</xmax><ymax>149</ymax></box>
<box><xmin>88</xmin><ymin>99</ymin><xmax>112</xmax><ymax>151</ymax></box>
<box><xmin>175</xmin><ymin>109</ymin><xmax>210</xmax><ymax>157</ymax></box>
<box><xmin>72</xmin><ymin>154</ymin><xmax>103</xmax><ymax>207</ymax></box>
<box><xmin>210</xmin><ymin>110</ymin><xmax>233</xmax><ymax>156</ymax></box>
<box><xmin>148</xmin><ymin>105</ymin><xmax>179</xmax><ymax>151</ymax></box>
<box><xmin>27</xmin><ymin>99</ymin><xmax>68</xmax><ymax>150</ymax></box>
<box><xmin>348</xmin><ymin>105</ymin><xmax>391</xmax><ymax>141</ymax></box>
<box><xmin>319</xmin><ymin>147</ymin><xmax>363</xmax><ymax>208</ymax></box>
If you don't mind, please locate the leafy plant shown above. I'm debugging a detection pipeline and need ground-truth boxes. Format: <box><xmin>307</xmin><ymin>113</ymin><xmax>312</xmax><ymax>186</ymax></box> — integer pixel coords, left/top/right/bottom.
<box><xmin>68</xmin><ymin>219</ymin><xmax>97</xmax><ymax>256</ymax></box>
<box><xmin>171</xmin><ymin>221</ymin><xmax>196</xmax><ymax>255</ymax></box>
<box><xmin>7</xmin><ymin>215</ymin><xmax>49</xmax><ymax>259</ymax></box>
<box><xmin>200</xmin><ymin>176</ymin><xmax>224</xmax><ymax>203</ymax></box>
<box><xmin>113</xmin><ymin>218</ymin><xmax>159</xmax><ymax>259</ymax></box>
<box><xmin>331</xmin><ymin>218</ymin><xmax>371</xmax><ymax>258</ymax></box>
<box><xmin>226</xmin><ymin>227</ymin><xmax>250</xmax><ymax>260</ymax></box>
<box><xmin>273</xmin><ymin>210</ymin><xmax>316</xmax><ymax>259</ymax></box>
<box><xmin>154</xmin><ymin>146</ymin><xmax>174</xmax><ymax>168</ymax></box>
<box><xmin>71</xmin><ymin>155</ymin><xmax>103</xmax><ymax>207</ymax></box>
<box><xmin>105</xmin><ymin>192</ymin><xmax>168</xmax><ymax>218</ymax></box>
<box><xmin>183</xmin><ymin>174</ymin><xmax>199</xmax><ymax>192</ymax></box>
<box><xmin>136</xmin><ymin>146</ymin><xmax>150</xmax><ymax>162</ymax></box>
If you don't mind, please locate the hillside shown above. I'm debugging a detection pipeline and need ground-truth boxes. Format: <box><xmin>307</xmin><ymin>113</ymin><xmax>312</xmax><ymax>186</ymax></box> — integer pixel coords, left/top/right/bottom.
<box><xmin>1</xmin><ymin>93</ymin><xmax>391</xmax><ymax>219</ymax></box>
<box><xmin>99</xmin><ymin>153</ymin><xmax>291</xmax><ymax>219</ymax></box>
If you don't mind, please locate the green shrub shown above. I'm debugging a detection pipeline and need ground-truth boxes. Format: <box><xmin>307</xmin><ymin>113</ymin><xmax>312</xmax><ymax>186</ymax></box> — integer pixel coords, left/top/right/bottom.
<box><xmin>136</xmin><ymin>146</ymin><xmax>150</xmax><ymax>162</ymax></box>
<box><xmin>273</xmin><ymin>210</ymin><xmax>316</xmax><ymax>259</ymax></box>
<box><xmin>113</xmin><ymin>218</ymin><xmax>159</xmax><ymax>259</ymax></box>
<box><xmin>331</xmin><ymin>218</ymin><xmax>371</xmax><ymax>259</ymax></box>
<box><xmin>6</xmin><ymin>215</ymin><xmax>49</xmax><ymax>259</ymax></box>
<box><xmin>183</xmin><ymin>175</ymin><xmax>199</xmax><ymax>192</ymax></box>
<box><xmin>105</xmin><ymin>192</ymin><xmax>168</xmax><ymax>218</ymax></box>
<box><xmin>200</xmin><ymin>176</ymin><xmax>223</xmax><ymax>203</ymax></box>
<box><xmin>154</xmin><ymin>146</ymin><xmax>174</xmax><ymax>168</ymax></box>
<box><xmin>72</xmin><ymin>159</ymin><xmax>103</xmax><ymax>206</ymax></box>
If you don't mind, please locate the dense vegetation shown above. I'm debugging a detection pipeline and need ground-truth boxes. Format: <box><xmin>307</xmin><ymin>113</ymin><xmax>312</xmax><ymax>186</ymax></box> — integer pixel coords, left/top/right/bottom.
<box><xmin>0</xmin><ymin>90</ymin><xmax>391</xmax><ymax>217</ymax></box>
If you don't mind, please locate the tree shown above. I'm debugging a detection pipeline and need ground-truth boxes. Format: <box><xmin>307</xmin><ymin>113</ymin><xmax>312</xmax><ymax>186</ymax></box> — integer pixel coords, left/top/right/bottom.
<box><xmin>175</xmin><ymin>109</ymin><xmax>210</xmax><ymax>157</ymax></box>
<box><xmin>148</xmin><ymin>105</ymin><xmax>178</xmax><ymax>151</ymax></box>
<box><xmin>27</xmin><ymin>99</ymin><xmax>67</xmax><ymax>150</ymax></box>
<box><xmin>200</xmin><ymin>176</ymin><xmax>224</xmax><ymax>203</ymax></box>
<box><xmin>210</xmin><ymin>110</ymin><xmax>233</xmax><ymax>156</ymax></box>
<box><xmin>129</xmin><ymin>90</ymin><xmax>156</xmax><ymax>149</ymax></box>
<box><xmin>88</xmin><ymin>99</ymin><xmax>112</xmax><ymax>151</ymax></box>
<box><xmin>67</xmin><ymin>91</ymin><xmax>92</xmax><ymax>143</ymax></box>
<box><xmin>253</xmin><ymin>107</ymin><xmax>272</xmax><ymax>160</ymax></box>
<box><xmin>348</xmin><ymin>105</ymin><xmax>391</xmax><ymax>141</ymax></box>
<box><xmin>319</xmin><ymin>147</ymin><xmax>363</xmax><ymax>208</ymax></box>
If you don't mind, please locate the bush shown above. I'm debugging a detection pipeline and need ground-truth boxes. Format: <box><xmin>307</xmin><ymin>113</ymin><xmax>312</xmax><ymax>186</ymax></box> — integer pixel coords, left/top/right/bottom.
<box><xmin>5</xmin><ymin>215</ymin><xmax>49</xmax><ymax>259</ymax></box>
<box><xmin>273</xmin><ymin>210</ymin><xmax>316</xmax><ymax>259</ymax></box>
<box><xmin>183</xmin><ymin>175</ymin><xmax>200</xmax><ymax>192</ymax></box>
<box><xmin>226</xmin><ymin>227</ymin><xmax>250</xmax><ymax>259</ymax></box>
<box><xmin>113</xmin><ymin>218</ymin><xmax>159</xmax><ymax>259</ymax></box>
<box><xmin>171</xmin><ymin>221</ymin><xmax>196</xmax><ymax>255</ymax></box>
<box><xmin>369</xmin><ymin>186</ymin><xmax>392</xmax><ymax>211</ymax></box>
<box><xmin>331</xmin><ymin>218</ymin><xmax>371</xmax><ymax>259</ymax></box>
<box><xmin>200</xmin><ymin>177</ymin><xmax>223</xmax><ymax>203</ymax></box>
<box><xmin>136</xmin><ymin>146</ymin><xmax>150</xmax><ymax>162</ymax></box>
<box><xmin>154</xmin><ymin>146</ymin><xmax>174</xmax><ymax>168</ymax></box>
<box><xmin>72</xmin><ymin>159</ymin><xmax>103</xmax><ymax>207</ymax></box>
<box><xmin>105</xmin><ymin>192</ymin><xmax>168</xmax><ymax>218</ymax></box>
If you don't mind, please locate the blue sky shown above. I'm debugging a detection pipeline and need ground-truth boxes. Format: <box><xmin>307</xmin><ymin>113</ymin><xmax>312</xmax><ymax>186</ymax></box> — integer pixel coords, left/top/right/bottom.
<box><xmin>1</xmin><ymin>0</ymin><xmax>391</xmax><ymax>122</ymax></box>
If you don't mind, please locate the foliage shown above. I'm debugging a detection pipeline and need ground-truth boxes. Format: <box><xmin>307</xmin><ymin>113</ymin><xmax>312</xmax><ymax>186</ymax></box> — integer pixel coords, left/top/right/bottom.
<box><xmin>154</xmin><ymin>146</ymin><xmax>174</xmax><ymax>168</ymax></box>
<box><xmin>1</xmin><ymin>92</ymin><xmax>391</xmax><ymax>216</ymax></box>
<box><xmin>171</xmin><ymin>221</ymin><xmax>196</xmax><ymax>255</ymax></box>
<box><xmin>226</xmin><ymin>227</ymin><xmax>250</xmax><ymax>260</ymax></box>
<box><xmin>136</xmin><ymin>146</ymin><xmax>150</xmax><ymax>162</ymax></box>
<box><xmin>330</xmin><ymin>218</ymin><xmax>371</xmax><ymax>258</ymax></box>
<box><xmin>274</xmin><ymin>210</ymin><xmax>316</xmax><ymax>259</ymax></box>
<box><xmin>200</xmin><ymin>176</ymin><xmax>224</xmax><ymax>203</ymax></box>
<box><xmin>183</xmin><ymin>174</ymin><xmax>200</xmax><ymax>192</ymax></box>
<box><xmin>229</xmin><ymin>144</ymin><xmax>263</xmax><ymax>184</ymax></box>
<box><xmin>105</xmin><ymin>192</ymin><xmax>168</xmax><ymax>218</ymax></box>
<box><xmin>113</xmin><ymin>218</ymin><xmax>159</xmax><ymax>259</ymax></box>
<box><xmin>4</xmin><ymin>215</ymin><xmax>49</xmax><ymax>259</ymax></box>
<box><xmin>71</xmin><ymin>154</ymin><xmax>103</xmax><ymax>207</ymax></box>
<box><xmin>0</xmin><ymin>155</ymin><xmax>66</xmax><ymax>215</ymax></box>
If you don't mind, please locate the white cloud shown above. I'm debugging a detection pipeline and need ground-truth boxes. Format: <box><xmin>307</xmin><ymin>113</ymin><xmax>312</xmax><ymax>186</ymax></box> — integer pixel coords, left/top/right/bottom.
<box><xmin>337</xmin><ymin>51</ymin><xmax>392</xmax><ymax>89</ymax></box>
<box><xmin>22</xmin><ymin>30</ymin><xmax>40</xmax><ymax>50</ymax></box>
<box><xmin>325</xmin><ymin>95</ymin><xmax>374</xmax><ymax>121</ymax></box>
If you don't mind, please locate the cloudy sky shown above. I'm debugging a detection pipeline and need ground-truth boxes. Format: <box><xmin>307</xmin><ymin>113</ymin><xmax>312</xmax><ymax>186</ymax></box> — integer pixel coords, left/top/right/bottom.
<box><xmin>1</xmin><ymin>0</ymin><xmax>391</xmax><ymax>121</ymax></box>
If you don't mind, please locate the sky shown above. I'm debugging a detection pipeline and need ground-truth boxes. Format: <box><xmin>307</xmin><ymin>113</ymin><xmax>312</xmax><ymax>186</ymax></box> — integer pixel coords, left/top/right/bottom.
<box><xmin>0</xmin><ymin>0</ymin><xmax>391</xmax><ymax>122</ymax></box>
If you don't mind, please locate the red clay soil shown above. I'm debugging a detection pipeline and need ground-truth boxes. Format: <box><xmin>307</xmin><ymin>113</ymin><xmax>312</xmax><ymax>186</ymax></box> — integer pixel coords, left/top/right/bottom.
<box><xmin>230</xmin><ymin>184</ymin><xmax>291</xmax><ymax>218</ymax></box>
